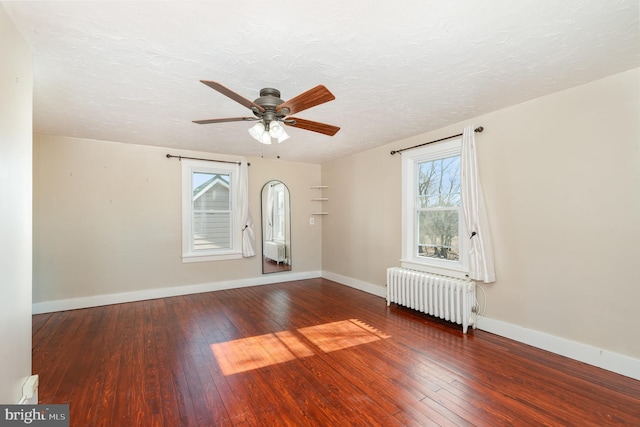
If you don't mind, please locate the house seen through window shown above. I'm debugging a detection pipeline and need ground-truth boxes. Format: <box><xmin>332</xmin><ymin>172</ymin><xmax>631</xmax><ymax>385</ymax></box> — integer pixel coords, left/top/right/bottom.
<box><xmin>182</xmin><ymin>160</ymin><xmax>242</xmax><ymax>262</ymax></box>
<box><xmin>192</xmin><ymin>172</ymin><xmax>231</xmax><ymax>250</ymax></box>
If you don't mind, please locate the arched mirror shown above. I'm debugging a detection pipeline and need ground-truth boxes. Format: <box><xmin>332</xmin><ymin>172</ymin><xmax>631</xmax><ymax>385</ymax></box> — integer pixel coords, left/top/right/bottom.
<box><xmin>261</xmin><ymin>180</ymin><xmax>292</xmax><ymax>273</ymax></box>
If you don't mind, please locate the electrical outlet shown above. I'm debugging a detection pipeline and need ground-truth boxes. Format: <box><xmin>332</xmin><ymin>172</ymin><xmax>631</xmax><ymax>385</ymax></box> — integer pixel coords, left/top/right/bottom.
<box><xmin>309</xmin><ymin>217</ymin><xmax>315</xmax><ymax>225</ymax></box>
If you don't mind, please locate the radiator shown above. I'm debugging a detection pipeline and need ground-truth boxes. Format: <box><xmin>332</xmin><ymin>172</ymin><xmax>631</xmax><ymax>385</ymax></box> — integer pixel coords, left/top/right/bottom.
<box><xmin>264</xmin><ymin>241</ymin><xmax>286</xmax><ymax>264</ymax></box>
<box><xmin>386</xmin><ymin>267</ymin><xmax>476</xmax><ymax>333</ymax></box>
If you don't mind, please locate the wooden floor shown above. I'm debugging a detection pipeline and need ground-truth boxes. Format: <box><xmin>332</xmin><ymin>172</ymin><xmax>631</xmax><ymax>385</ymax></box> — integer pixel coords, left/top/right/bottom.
<box><xmin>262</xmin><ymin>256</ymin><xmax>291</xmax><ymax>274</ymax></box>
<box><xmin>33</xmin><ymin>278</ymin><xmax>640</xmax><ymax>426</ymax></box>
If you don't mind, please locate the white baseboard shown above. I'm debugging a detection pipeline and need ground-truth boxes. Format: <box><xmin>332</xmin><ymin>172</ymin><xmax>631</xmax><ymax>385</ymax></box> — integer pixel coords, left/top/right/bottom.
<box><xmin>476</xmin><ymin>317</ymin><xmax>640</xmax><ymax>381</ymax></box>
<box><xmin>321</xmin><ymin>271</ymin><xmax>386</xmax><ymax>298</ymax></box>
<box><xmin>323</xmin><ymin>271</ymin><xmax>640</xmax><ymax>382</ymax></box>
<box><xmin>32</xmin><ymin>270</ymin><xmax>322</xmax><ymax>314</ymax></box>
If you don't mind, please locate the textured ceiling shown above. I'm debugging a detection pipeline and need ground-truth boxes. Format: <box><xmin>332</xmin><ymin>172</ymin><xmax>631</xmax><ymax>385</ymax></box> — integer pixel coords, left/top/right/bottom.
<box><xmin>3</xmin><ymin>0</ymin><xmax>639</xmax><ymax>164</ymax></box>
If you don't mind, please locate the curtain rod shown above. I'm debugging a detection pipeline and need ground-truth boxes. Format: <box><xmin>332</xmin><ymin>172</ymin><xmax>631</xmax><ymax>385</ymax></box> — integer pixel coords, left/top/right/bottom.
<box><xmin>390</xmin><ymin>126</ymin><xmax>484</xmax><ymax>155</ymax></box>
<box><xmin>166</xmin><ymin>154</ymin><xmax>250</xmax><ymax>166</ymax></box>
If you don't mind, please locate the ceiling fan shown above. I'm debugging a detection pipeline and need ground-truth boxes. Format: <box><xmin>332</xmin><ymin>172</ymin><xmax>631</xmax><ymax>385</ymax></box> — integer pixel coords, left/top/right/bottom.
<box><xmin>193</xmin><ymin>80</ymin><xmax>340</xmax><ymax>144</ymax></box>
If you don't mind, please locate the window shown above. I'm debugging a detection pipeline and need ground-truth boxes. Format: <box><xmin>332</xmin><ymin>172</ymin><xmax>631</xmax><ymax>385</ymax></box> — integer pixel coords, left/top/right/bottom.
<box><xmin>402</xmin><ymin>139</ymin><xmax>468</xmax><ymax>276</ymax></box>
<box><xmin>182</xmin><ymin>159</ymin><xmax>242</xmax><ymax>262</ymax></box>
<box><xmin>272</xmin><ymin>184</ymin><xmax>285</xmax><ymax>241</ymax></box>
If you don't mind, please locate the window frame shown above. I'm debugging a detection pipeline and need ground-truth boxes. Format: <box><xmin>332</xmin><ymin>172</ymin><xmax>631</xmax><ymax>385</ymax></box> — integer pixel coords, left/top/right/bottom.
<box><xmin>181</xmin><ymin>159</ymin><xmax>242</xmax><ymax>263</ymax></box>
<box><xmin>401</xmin><ymin>138</ymin><xmax>469</xmax><ymax>278</ymax></box>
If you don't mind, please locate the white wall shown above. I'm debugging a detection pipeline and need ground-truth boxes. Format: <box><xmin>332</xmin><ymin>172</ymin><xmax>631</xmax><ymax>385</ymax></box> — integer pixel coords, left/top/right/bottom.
<box><xmin>0</xmin><ymin>5</ymin><xmax>33</xmax><ymax>403</ymax></box>
<box><xmin>322</xmin><ymin>68</ymin><xmax>640</xmax><ymax>371</ymax></box>
<box><xmin>33</xmin><ymin>135</ymin><xmax>322</xmax><ymax>308</ymax></box>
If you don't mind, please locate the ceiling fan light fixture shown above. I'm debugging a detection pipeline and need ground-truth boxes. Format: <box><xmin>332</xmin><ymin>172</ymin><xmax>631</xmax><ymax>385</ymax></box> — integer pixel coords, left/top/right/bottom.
<box><xmin>268</xmin><ymin>121</ymin><xmax>290</xmax><ymax>143</ymax></box>
<box><xmin>260</xmin><ymin>130</ymin><xmax>272</xmax><ymax>145</ymax></box>
<box><xmin>277</xmin><ymin>130</ymin><xmax>290</xmax><ymax>143</ymax></box>
<box><xmin>248</xmin><ymin>121</ymin><xmax>265</xmax><ymax>141</ymax></box>
<box><xmin>269</xmin><ymin>121</ymin><xmax>284</xmax><ymax>138</ymax></box>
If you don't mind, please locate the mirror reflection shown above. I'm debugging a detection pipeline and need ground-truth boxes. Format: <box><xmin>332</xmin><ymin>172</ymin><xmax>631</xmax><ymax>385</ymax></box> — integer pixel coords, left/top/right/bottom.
<box><xmin>261</xmin><ymin>180</ymin><xmax>291</xmax><ymax>273</ymax></box>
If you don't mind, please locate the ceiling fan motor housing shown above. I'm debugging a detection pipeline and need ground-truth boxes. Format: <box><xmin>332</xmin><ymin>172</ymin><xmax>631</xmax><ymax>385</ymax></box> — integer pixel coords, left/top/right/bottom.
<box><xmin>254</xmin><ymin>88</ymin><xmax>288</xmax><ymax>123</ymax></box>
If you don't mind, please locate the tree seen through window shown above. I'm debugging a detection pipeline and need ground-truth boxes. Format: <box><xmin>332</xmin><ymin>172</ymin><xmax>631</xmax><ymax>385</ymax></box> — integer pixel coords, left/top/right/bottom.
<box><xmin>416</xmin><ymin>155</ymin><xmax>460</xmax><ymax>261</ymax></box>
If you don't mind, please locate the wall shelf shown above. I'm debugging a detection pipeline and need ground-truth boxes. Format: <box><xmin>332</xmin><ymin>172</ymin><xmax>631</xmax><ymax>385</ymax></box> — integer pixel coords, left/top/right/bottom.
<box><xmin>311</xmin><ymin>186</ymin><xmax>328</xmax><ymax>215</ymax></box>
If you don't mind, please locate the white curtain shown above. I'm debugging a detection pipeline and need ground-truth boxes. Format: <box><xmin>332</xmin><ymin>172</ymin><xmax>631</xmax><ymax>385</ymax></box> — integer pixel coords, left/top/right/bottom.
<box><xmin>461</xmin><ymin>125</ymin><xmax>496</xmax><ymax>283</ymax></box>
<box><xmin>238</xmin><ymin>161</ymin><xmax>256</xmax><ymax>257</ymax></box>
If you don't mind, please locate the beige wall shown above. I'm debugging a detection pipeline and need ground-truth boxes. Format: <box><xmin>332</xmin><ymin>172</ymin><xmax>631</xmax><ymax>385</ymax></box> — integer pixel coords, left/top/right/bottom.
<box><xmin>322</xmin><ymin>68</ymin><xmax>640</xmax><ymax>359</ymax></box>
<box><xmin>0</xmin><ymin>4</ymin><xmax>33</xmax><ymax>403</ymax></box>
<box><xmin>33</xmin><ymin>135</ymin><xmax>321</xmax><ymax>303</ymax></box>
<box><xmin>321</xmin><ymin>145</ymin><xmax>402</xmax><ymax>286</ymax></box>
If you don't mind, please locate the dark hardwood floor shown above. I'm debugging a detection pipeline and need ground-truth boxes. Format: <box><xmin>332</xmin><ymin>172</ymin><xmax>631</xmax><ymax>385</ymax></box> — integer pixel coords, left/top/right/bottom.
<box><xmin>32</xmin><ymin>278</ymin><xmax>640</xmax><ymax>426</ymax></box>
<box><xmin>262</xmin><ymin>256</ymin><xmax>291</xmax><ymax>274</ymax></box>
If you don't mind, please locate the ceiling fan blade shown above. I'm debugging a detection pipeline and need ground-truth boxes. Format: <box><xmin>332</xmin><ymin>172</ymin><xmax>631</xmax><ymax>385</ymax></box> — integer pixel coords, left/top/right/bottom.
<box><xmin>193</xmin><ymin>117</ymin><xmax>258</xmax><ymax>125</ymax></box>
<box><xmin>285</xmin><ymin>117</ymin><xmax>340</xmax><ymax>136</ymax></box>
<box><xmin>276</xmin><ymin>85</ymin><xmax>335</xmax><ymax>115</ymax></box>
<box><xmin>199</xmin><ymin>80</ymin><xmax>265</xmax><ymax>113</ymax></box>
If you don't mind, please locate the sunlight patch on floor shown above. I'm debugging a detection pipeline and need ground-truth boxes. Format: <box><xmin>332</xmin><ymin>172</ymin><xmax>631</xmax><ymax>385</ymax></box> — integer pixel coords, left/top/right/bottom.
<box><xmin>211</xmin><ymin>319</ymin><xmax>391</xmax><ymax>375</ymax></box>
<box><xmin>298</xmin><ymin>319</ymin><xmax>391</xmax><ymax>353</ymax></box>
<box><xmin>211</xmin><ymin>330</ymin><xmax>314</xmax><ymax>376</ymax></box>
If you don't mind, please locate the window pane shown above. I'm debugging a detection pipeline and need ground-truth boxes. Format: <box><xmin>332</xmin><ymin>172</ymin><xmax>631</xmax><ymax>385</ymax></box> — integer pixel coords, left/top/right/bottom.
<box><xmin>418</xmin><ymin>193</ymin><xmax>461</xmax><ymax>208</ymax></box>
<box><xmin>192</xmin><ymin>172</ymin><xmax>231</xmax><ymax>250</ymax></box>
<box><xmin>417</xmin><ymin>209</ymin><xmax>459</xmax><ymax>261</ymax></box>
<box><xmin>416</xmin><ymin>156</ymin><xmax>460</xmax><ymax>208</ymax></box>
<box><xmin>415</xmin><ymin>154</ymin><xmax>461</xmax><ymax>261</ymax></box>
<box><xmin>193</xmin><ymin>212</ymin><xmax>231</xmax><ymax>249</ymax></box>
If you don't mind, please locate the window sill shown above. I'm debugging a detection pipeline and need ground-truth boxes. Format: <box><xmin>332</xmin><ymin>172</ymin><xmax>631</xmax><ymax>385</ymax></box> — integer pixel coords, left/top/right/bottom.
<box><xmin>400</xmin><ymin>259</ymin><xmax>469</xmax><ymax>280</ymax></box>
<box><xmin>182</xmin><ymin>252</ymin><xmax>243</xmax><ymax>263</ymax></box>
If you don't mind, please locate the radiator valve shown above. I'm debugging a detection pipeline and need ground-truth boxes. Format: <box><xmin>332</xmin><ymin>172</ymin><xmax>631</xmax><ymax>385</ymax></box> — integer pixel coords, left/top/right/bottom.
<box><xmin>471</xmin><ymin>306</ymin><xmax>478</xmax><ymax>313</ymax></box>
